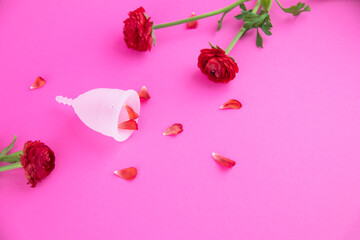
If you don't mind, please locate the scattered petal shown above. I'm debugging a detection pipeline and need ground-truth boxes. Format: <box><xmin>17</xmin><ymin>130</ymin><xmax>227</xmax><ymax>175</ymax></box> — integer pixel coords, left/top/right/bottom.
<box><xmin>124</xmin><ymin>104</ymin><xmax>139</xmax><ymax>120</ymax></box>
<box><xmin>30</xmin><ymin>76</ymin><xmax>46</xmax><ymax>90</ymax></box>
<box><xmin>186</xmin><ymin>12</ymin><xmax>198</xmax><ymax>29</ymax></box>
<box><xmin>212</xmin><ymin>152</ymin><xmax>236</xmax><ymax>167</ymax></box>
<box><xmin>118</xmin><ymin>120</ymin><xmax>138</xmax><ymax>130</ymax></box>
<box><xmin>220</xmin><ymin>99</ymin><xmax>242</xmax><ymax>109</ymax></box>
<box><xmin>163</xmin><ymin>123</ymin><xmax>183</xmax><ymax>136</ymax></box>
<box><xmin>138</xmin><ymin>86</ymin><xmax>150</xmax><ymax>100</ymax></box>
<box><xmin>114</xmin><ymin>167</ymin><xmax>137</xmax><ymax>180</ymax></box>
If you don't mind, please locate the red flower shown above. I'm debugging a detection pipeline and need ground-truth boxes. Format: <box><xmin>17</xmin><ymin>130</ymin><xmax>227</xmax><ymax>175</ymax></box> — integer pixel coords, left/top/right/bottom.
<box><xmin>197</xmin><ymin>46</ymin><xmax>239</xmax><ymax>83</ymax></box>
<box><xmin>123</xmin><ymin>7</ymin><xmax>153</xmax><ymax>51</ymax></box>
<box><xmin>20</xmin><ymin>141</ymin><xmax>55</xmax><ymax>188</ymax></box>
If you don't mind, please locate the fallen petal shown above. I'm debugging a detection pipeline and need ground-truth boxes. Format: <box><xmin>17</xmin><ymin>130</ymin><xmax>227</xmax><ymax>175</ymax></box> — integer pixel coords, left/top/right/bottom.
<box><xmin>186</xmin><ymin>12</ymin><xmax>198</xmax><ymax>29</ymax></box>
<box><xmin>220</xmin><ymin>99</ymin><xmax>242</xmax><ymax>110</ymax></box>
<box><xmin>118</xmin><ymin>120</ymin><xmax>138</xmax><ymax>130</ymax></box>
<box><xmin>212</xmin><ymin>152</ymin><xmax>236</xmax><ymax>167</ymax></box>
<box><xmin>114</xmin><ymin>167</ymin><xmax>137</xmax><ymax>180</ymax></box>
<box><xmin>163</xmin><ymin>123</ymin><xmax>183</xmax><ymax>136</ymax></box>
<box><xmin>138</xmin><ymin>86</ymin><xmax>150</xmax><ymax>100</ymax></box>
<box><xmin>30</xmin><ymin>76</ymin><xmax>46</xmax><ymax>90</ymax></box>
<box><xmin>124</xmin><ymin>104</ymin><xmax>139</xmax><ymax>120</ymax></box>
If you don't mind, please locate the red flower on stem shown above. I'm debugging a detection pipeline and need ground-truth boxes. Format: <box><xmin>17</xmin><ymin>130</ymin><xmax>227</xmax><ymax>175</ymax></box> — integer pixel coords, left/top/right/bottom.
<box><xmin>123</xmin><ymin>7</ymin><xmax>153</xmax><ymax>51</ymax></box>
<box><xmin>197</xmin><ymin>46</ymin><xmax>239</xmax><ymax>83</ymax></box>
<box><xmin>20</xmin><ymin>141</ymin><xmax>55</xmax><ymax>187</ymax></box>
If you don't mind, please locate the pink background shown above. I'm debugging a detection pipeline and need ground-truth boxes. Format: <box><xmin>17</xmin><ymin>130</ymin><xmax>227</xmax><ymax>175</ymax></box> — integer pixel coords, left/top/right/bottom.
<box><xmin>1</xmin><ymin>0</ymin><xmax>360</xmax><ymax>239</ymax></box>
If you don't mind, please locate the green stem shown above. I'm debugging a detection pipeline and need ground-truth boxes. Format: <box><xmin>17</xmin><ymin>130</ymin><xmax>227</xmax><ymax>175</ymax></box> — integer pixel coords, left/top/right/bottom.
<box><xmin>153</xmin><ymin>0</ymin><xmax>248</xmax><ymax>29</ymax></box>
<box><xmin>274</xmin><ymin>0</ymin><xmax>285</xmax><ymax>10</ymax></box>
<box><xmin>0</xmin><ymin>162</ymin><xmax>22</xmax><ymax>172</ymax></box>
<box><xmin>217</xmin><ymin>10</ymin><xmax>230</xmax><ymax>31</ymax></box>
<box><xmin>225</xmin><ymin>0</ymin><xmax>261</xmax><ymax>54</ymax></box>
<box><xmin>0</xmin><ymin>151</ymin><xmax>22</xmax><ymax>163</ymax></box>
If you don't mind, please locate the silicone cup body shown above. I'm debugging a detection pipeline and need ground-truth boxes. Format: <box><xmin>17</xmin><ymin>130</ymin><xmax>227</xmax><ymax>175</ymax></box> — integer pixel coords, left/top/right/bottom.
<box><xmin>56</xmin><ymin>88</ymin><xmax>140</xmax><ymax>142</ymax></box>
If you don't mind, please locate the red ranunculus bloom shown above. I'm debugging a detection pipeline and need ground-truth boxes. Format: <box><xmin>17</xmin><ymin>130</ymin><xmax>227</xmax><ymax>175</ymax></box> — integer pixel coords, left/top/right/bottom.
<box><xmin>20</xmin><ymin>141</ymin><xmax>55</xmax><ymax>188</ymax></box>
<box><xmin>197</xmin><ymin>47</ymin><xmax>239</xmax><ymax>83</ymax></box>
<box><xmin>123</xmin><ymin>7</ymin><xmax>153</xmax><ymax>51</ymax></box>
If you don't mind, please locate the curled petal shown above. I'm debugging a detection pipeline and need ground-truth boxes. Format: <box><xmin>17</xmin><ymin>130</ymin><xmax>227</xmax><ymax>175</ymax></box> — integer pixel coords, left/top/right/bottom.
<box><xmin>138</xmin><ymin>86</ymin><xmax>150</xmax><ymax>100</ymax></box>
<box><xmin>212</xmin><ymin>152</ymin><xmax>236</xmax><ymax>167</ymax></box>
<box><xmin>186</xmin><ymin>12</ymin><xmax>198</xmax><ymax>29</ymax></box>
<box><xmin>30</xmin><ymin>76</ymin><xmax>46</xmax><ymax>90</ymax></box>
<box><xmin>124</xmin><ymin>104</ymin><xmax>139</xmax><ymax>120</ymax></box>
<box><xmin>163</xmin><ymin>123</ymin><xmax>183</xmax><ymax>136</ymax></box>
<box><xmin>220</xmin><ymin>99</ymin><xmax>242</xmax><ymax>109</ymax></box>
<box><xmin>118</xmin><ymin>120</ymin><xmax>138</xmax><ymax>130</ymax></box>
<box><xmin>114</xmin><ymin>167</ymin><xmax>137</xmax><ymax>180</ymax></box>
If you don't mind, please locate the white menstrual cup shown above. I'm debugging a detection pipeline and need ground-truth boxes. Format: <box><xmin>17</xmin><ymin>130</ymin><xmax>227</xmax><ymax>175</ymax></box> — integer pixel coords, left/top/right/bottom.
<box><xmin>56</xmin><ymin>88</ymin><xmax>140</xmax><ymax>142</ymax></box>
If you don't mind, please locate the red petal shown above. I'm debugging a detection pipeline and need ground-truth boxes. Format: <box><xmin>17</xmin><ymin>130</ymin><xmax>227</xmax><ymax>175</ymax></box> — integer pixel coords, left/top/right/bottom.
<box><xmin>114</xmin><ymin>167</ymin><xmax>137</xmax><ymax>180</ymax></box>
<box><xmin>186</xmin><ymin>12</ymin><xmax>198</xmax><ymax>29</ymax></box>
<box><xmin>118</xmin><ymin>120</ymin><xmax>138</xmax><ymax>130</ymax></box>
<box><xmin>124</xmin><ymin>104</ymin><xmax>139</xmax><ymax>120</ymax></box>
<box><xmin>212</xmin><ymin>153</ymin><xmax>236</xmax><ymax>167</ymax></box>
<box><xmin>163</xmin><ymin>123</ymin><xmax>183</xmax><ymax>136</ymax></box>
<box><xmin>30</xmin><ymin>76</ymin><xmax>46</xmax><ymax>90</ymax></box>
<box><xmin>138</xmin><ymin>86</ymin><xmax>150</xmax><ymax>100</ymax></box>
<box><xmin>220</xmin><ymin>99</ymin><xmax>242</xmax><ymax>109</ymax></box>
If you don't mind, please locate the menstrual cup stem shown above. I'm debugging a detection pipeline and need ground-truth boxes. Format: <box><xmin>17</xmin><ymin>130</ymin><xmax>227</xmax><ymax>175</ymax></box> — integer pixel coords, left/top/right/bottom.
<box><xmin>56</xmin><ymin>96</ymin><xmax>74</xmax><ymax>106</ymax></box>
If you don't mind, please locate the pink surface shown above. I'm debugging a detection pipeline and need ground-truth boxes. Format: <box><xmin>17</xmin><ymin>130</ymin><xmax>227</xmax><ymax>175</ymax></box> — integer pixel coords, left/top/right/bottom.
<box><xmin>1</xmin><ymin>0</ymin><xmax>360</xmax><ymax>239</ymax></box>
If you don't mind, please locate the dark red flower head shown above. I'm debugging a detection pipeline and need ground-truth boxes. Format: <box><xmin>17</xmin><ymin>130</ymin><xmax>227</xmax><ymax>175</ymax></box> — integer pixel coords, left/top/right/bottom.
<box><xmin>123</xmin><ymin>7</ymin><xmax>153</xmax><ymax>51</ymax></box>
<box><xmin>20</xmin><ymin>140</ymin><xmax>55</xmax><ymax>188</ymax></box>
<box><xmin>197</xmin><ymin>46</ymin><xmax>239</xmax><ymax>83</ymax></box>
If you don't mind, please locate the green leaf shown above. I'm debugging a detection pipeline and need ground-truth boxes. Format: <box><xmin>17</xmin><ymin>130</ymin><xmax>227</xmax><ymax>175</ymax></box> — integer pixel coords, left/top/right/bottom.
<box><xmin>209</xmin><ymin>42</ymin><xmax>216</xmax><ymax>49</ymax></box>
<box><xmin>239</xmin><ymin>3</ymin><xmax>247</xmax><ymax>11</ymax></box>
<box><xmin>217</xmin><ymin>11</ymin><xmax>229</xmax><ymax>31</ymax></box>
<box><xmin>265</xmin><ymin>18</ymin><xmax>273</xmax><ymax>28</ymax></box>
<box><xmin>0</xmin><ymin>151</ymin><xmax>22</xmax><ymax>163</ymax></box>
<box><xmin>256</xmin><ymin>28</ymin><xmax>263</xmax><ymax>48</ymax></box>
<box><xmin>303</xmin><ymin>5</ymin><xmax>311</xmax><ymax>12</ymax></box>
<box><xmin>0</xmin><ymin>136</ymin><xmax>17</xmax><ymax>158</ymax></box>
<box><xmin>235</xmin><ymin>7</ymin><xmax>272</xmax><ymax>48</ymax></box>
<box><xmin>235</xmin><ymin>11</ymin><xmax>271</xmax><ymax>30</ymax></box>
<box><xmin>261</xmin><ymin>0</ymin><xmax>273</xmax><ymax>12</ymax></box>
<box><xmin>276</xmin><ymin>0</ymin><xmax>311</xmax><ymax>16</ymax></box>
<box><xmin>261</xmin><ymin>24</ymin><xmax>272</xmax><ymax>36</ymax></box>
